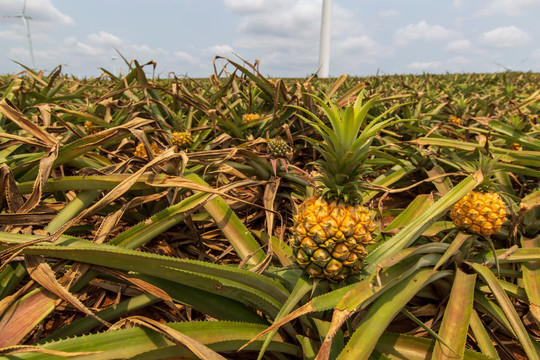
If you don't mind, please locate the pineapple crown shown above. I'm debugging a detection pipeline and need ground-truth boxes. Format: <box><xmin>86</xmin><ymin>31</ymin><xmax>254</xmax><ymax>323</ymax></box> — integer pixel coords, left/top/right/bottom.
<box><xmin>292</xmin><ymin>89</ymin><xmax>406</xmax><ymax>204</ymax></box>
<box><xmin>453</xmin><ymin>150</ymin><xmax>501</xmax><ymax>192</ymax></box>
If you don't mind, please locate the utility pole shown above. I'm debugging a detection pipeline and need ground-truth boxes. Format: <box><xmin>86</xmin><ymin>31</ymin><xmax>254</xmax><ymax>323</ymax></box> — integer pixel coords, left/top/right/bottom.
<box><xmin>318</xmin><ymin>0</ymin><xmax>332</xmax><ymax>78</ymax></box>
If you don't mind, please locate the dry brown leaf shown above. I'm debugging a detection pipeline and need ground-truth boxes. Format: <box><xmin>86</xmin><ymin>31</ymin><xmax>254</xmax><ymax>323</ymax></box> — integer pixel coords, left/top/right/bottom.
<box><xmin>131</xmin><ymin>128</ymin><xmax>154</xmax><ymax>160</ymax></box>
<box><xmin>0</xmin><ymin>213</ymin><xmax>56</xmax><ymax>225</ymax></box>
<box><xmin>315</xmin><ymin>309</ymin><xmax>353</xmax><ymax>360</ymax></box>
<box><xmin>17</xmin><ymin>142</ymin><xmax>59</xmax><ymax>214</ymax></box>
<box><xmin>24</xmin><ymin>255</ymin><xmax>111</xmax><ymax>327</ymax></box>
<box><xmin>240</xmin><ymin>302</ymin><xmax>316</xmax><ymax>351</ymax></box>
<box><xmin>0</xmin><ymin>164</ymin><xmax>24</xmax><ymax>212</ymax></box>
<box><xmin>0</xmin><ymin>148</ymin><xmax>181</xmax><ymax>257</ymax></box>
<box><xmin>0</xmin><ymin>98</ymin><xmax>57</xmax><ymax>145</ymax></box>
<box><xmin>0</xmin><ymin>132</ymin><xmax>50</xmax><ymax>149</ymax></box>
<box><xmin>263</xmin><ymin>178</ymin><xmax>280</xmax><ymax>241</ymax></box>
<box><xmin>0</xmin><ymin>286</ymin><xmax>60</xmax><ymax>347</ymax></box>
<box><xmin>214</xmin><ymin>164</ymin><xmax>248</xmax><ymax>179</ymax></box>
<box><xmin>92</xmin><ymin>266</ymin><xmax>179</xmax><ymax>316</ymax></box>
<box><xmin>36</xmin><ymin>104</ymin><xmax>52</xmax><ymax>127</ymax></box>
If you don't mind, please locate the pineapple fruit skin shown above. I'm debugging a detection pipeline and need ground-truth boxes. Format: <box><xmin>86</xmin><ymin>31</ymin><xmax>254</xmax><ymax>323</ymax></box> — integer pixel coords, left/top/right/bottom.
<box><xmin>242</xmin><ymin>113</ymin><xmax>260</xmax><ymax>123</ymax></box>
<box><xmin>267</xmin><ymin>139</ymin><xmax>291</xmax><ymax>158</ymax></box>
<box><xmin>448</xmin><ymin>115</ymin><xmax>462</xmax><ymax>125</ymax></box>
<box><xmin>134</xmin><ymin>142</ymin><xmax>161</xmax><ymax>158</ymax></box>
<box><xmin>291</xmin><ymin>197</ymin><xmax>376</xmax><ymax>282</ymax></box>
<box><xmin>450</xmin><ymin>191</ymin><xmax>507</xmax><ymax>236</ymax></box>
<box><xmin>171</xmin><ymin>131</ymin><xmax>193</xmax><ymax>148</ymax></box>
<box><xmin>84</xmin><ymin>120</ymin><xmax>100</xmax><ymax>134</ymax></box>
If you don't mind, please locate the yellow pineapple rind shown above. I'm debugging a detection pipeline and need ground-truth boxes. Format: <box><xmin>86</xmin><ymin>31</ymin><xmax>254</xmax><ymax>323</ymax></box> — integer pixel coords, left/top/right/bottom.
<box><xmin>134</xmin><ymin>143</ymin><xmax>147</xmax><ymax>158</ymax></box>
<box><xmin>171</xmin><ymin>131</ymin><xmax>193</xmax><ymax>148</ymax></box>
<box><xmin>448</xmin><ymin>115</ymin><xmax>462</xmax><ymax>125</ymax></box>
<box><xmin>134</xmin><ymin>142</ymin><xmax>162</xmax><ymax>159</ymax></box>
<box><xmin>84</xmin><ymin>120</ymin><xmax>100</xmax><ymax>134</ymax></box>
<box><xmin>450</xmin><ymin>191</ymin><xmax>507</xmax><ymax>236</ymax></box>
<box><xmin>291</xmin><ymin>196</ymin><xmax>376</xmax><ymax>282</ymax></box>
<box><xmin>242</xmin><ymin>113</ymin><xmax>260</xmax><ymax>124</ymax></box>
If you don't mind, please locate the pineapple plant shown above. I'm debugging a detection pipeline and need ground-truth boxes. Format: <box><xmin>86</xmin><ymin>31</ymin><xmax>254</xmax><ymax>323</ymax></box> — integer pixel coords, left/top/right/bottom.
<box><xmin>267</xmin><ymin>138</ymin><xmax>291</xmax><ymax>158</ymax></box>
<box><xmin>291</xmin><ymin>90</ymin><xmax>402</xmax><ymax>282</ymax></box>
<box><xmin>171</xmin><ymin>131</ymin><xmax>193</xmax><ymax>148</ymax></box>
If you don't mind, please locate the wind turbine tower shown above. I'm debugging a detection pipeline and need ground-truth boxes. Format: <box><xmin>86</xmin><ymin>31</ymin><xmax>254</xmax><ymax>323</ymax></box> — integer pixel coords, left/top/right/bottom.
<box><xmin>3</xmin><ymin>0</ymin><xmax>36</xmax><ymax>68</ymax></box>
<box><xmin>318</xmin><ymin>0</ymin><xmax>332</xmax><ymax>78</ymax></box>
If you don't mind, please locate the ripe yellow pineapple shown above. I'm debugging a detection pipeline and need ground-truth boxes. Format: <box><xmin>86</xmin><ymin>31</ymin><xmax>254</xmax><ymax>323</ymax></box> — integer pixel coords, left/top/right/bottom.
<box><xmin>242</xmin><ymin>113</ymin><xmax>260</xmax><ymax>124</ymax></box>
<box><xmin>291</xmin><ymin>90</ymin><xmax>400</xmax><ymax>282</ymax></box>
<box><xmin>293</xmin><ymin>197</ymin><xmax>376</xmax><ymax>280</ymax></box>
<box><xmin>510</xmin><ymin>142</ymin><xmax>522</xmax><ymax>151</ymax></box>
<box><xmin>134</xmin><ymin>143</ymin><xmax>147</xmax><ymax>158</ymax></box>
<box><xmin>448</xmin><ymin>115</ymin><xmax>462</xmax><ymax>125</ymax></box>
<box><xmin>171</xmin><ymin>131</ymin><xmax>193</xmax><ymax>148</ymax></box>
<box><xmin>450</xmin><ymin>191</ymin><xmax>507</xmax><ymax>236</ymax></box>
<box><xmin>84</xmin><ymin>120</ymin><xmax>100</xmax><ymax>134</ymax></box>
<box><xmin>134</xmin><ymin>142</ymin><xmax>161</xmax><ymax>158</ymax></box>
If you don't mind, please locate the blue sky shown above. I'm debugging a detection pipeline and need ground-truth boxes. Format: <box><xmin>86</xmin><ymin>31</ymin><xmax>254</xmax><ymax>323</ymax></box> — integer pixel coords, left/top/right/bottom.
<box><xmin>0</xmin><ymin>0</ymin><xmax>539</xmax><ymax>78</ymax></box>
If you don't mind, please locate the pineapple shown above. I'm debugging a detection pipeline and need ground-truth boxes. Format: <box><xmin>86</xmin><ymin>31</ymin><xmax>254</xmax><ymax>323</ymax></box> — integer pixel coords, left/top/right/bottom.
<box><xmin>291</xmin><ymin>90</ymin><xmax>400</xmax><ymax>282</ymax></box>
<box><xmin>134</xmin><ymin>143</ymin><xmax>147</xmax><ymax>158</ymax></box>
<box><xmin>450</xmin><ymin>191</ymin><xmax>507</xmax><ymax>236</ymax></box>
<box><xmin>448</xmin><ymin>115</ymin><xmax>462</xmax><ymax>125</ymax></box>
<box><xmin>449</xmin><ymin>155</ymin><xmax>507</xmax><ymax>236</ymax></box>
<box><xmin>242</xmin><ymin>113</ymin><xmax>260</xmax><ymax>124</ymax></box>
<box><xmin>134</xmin><ymin>142</ymin><xmax>161</xmax><ymax>158</ymax></box>
<box><xmin>84</xmin><ymin>120</ymin><xmax>100</xmax><ymax>134</ymax></box>
<box><xmin>510</xmin><ymin>142</ymin><xmax>522</xmax><ymax>151</ymax></box>
<box><xmin>267</xmin><ymin>138</ymin><xmax>291</xmax><ymax>158</ymax></box>
<box><xmin>171</xmin><ymin>131</ymin><xmax>193</xmax><ymax>148</ymax></box>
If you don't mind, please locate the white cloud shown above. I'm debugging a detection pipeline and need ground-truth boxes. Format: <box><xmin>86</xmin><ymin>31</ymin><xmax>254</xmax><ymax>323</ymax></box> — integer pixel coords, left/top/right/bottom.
<box><xmin>207</xmin><ymin>45</ymin><xmax>234</xmax><ymax>56</ymax></box>
<box><xmin>447</xmin><ymin>56</ymin><xmax>469</xmax><ymax>66</ymax></box>
<box><xmin>8</xmin><ymin>47</ymin><xmax>31</xmax><ymax>59</ymax></box>
<box><xmin>88</xmin><ymin>31</ymin><xmax>123</xmax><ymax>47</ymax></box>
<box><xmin>174</xmin><ymin>51</ymin><xmax>198</xmax><ymax>64</ymax></box>
<box><xmin>444</xmin><ymin>39</ymin><xmax>472</xmax><ymax>53</ymax></box>
<box><xmin>0</xmin><ymin>30</ymin><xmax>23</xmax><ymax>41</ymax></box>
<box><xmin>337</xmin><ymin>36</ymin><xmax>386</xmax><ymax>59</ymax></box>
<box><xmin>73</xmin><ymin>42</ymin><xmax>101</xmax><ymax>56</ymax></box>
<box><xmin>226</xmin><ymin>0</ymin><xmax>358</xmax><ymax>43</ymax></box>
<box><xmin>378</xmin><ymin>9</ymin><xmax>398</xmax><ymax>18</ymax></box>
<box><xmin>0</xmin><ymin>0</ymin><xmax>74</xmax><ymax>25</ymax></box>
<box><xmin>235</xmin><ymin>0</ymin><xmax>320</xmax><ymax>38</ymax></box>
<box><xmin>394</xmin><ymin>21</ymin><xmax>459</xmax><ymax>45</ymax></box>
<box><xmin>222</xmin><ymin>0</ymin><xmax>363</xmax><ymax>76</ymax></box>
<box><xmin>131</xmin><ymin>44</ymin><xmax>167</xmax><ymax>56</ymax></box>
<box><xmin>478</xmin><ymin>0</ymin><xmax>540</xmax><ymax>16</ymax></box>
<box><xmin>481</xmin><ymin>26</ymin><xmax>531</xmax><ymax>48</ymax></box>
<box><xmin>224</xmin><ymin>0</ymin><xmax>283</xmax><ymax>14</ymax></box>
<box><xmin>407</xmin><ymin>61</ymin><xmax>441</xmax><ymax>71</ymax></box>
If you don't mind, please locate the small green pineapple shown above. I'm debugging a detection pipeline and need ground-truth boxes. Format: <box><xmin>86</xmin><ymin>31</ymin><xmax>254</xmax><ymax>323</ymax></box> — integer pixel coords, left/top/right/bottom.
<box><xmin>267</xmin><ymin>138</ymin><xmax>291</xmax><ymax>158</ymax></box>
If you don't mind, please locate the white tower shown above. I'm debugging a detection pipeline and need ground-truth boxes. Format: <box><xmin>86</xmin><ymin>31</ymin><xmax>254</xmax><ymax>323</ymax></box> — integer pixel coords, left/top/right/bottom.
<box><xmin>318</xmin><ymin>0</ymin><xmax>332</xmax><ymax>78</ymax></box>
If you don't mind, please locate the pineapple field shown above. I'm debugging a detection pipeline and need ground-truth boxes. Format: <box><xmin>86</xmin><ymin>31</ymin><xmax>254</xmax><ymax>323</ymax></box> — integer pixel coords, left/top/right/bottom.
<box><xmin>0</xmin><ymin>58</ymin><xmax>539</xmax><ymax>360</ymax></box>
